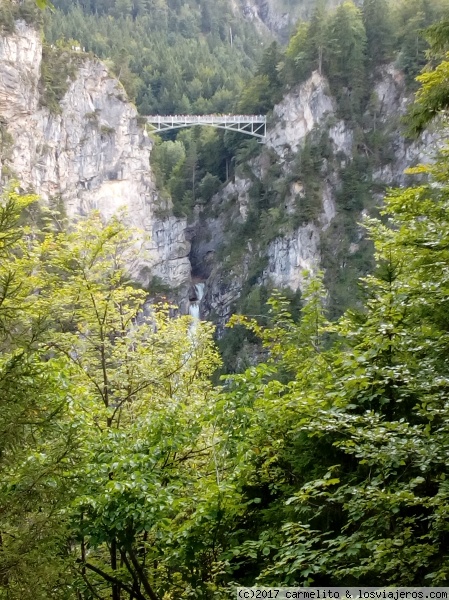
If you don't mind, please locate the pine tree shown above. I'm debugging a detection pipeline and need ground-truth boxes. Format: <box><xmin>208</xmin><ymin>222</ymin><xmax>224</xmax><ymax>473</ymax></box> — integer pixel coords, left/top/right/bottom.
<box><xmin>362</xmin><ymin>0</ymin><xmax>394</xmax><ymax>67</ymax></box>
<box><xmin>325</xmin><ymin>1</ymin><xmax>367</xmax><ymax>116</ymax></box>
<box><xmin>306</xmin><ymin>0</ymin><xmax>327</xmax><ymax>75</ymax></box>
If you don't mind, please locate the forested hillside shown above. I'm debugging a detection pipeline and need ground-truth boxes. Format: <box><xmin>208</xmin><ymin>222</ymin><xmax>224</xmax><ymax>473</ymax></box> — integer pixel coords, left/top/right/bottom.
<box><xmin>178</xmin><ymin>0</ymin><xmax>449</xmax><ymax>374</ymax></box>
<box><xmin>41</xmin><ymin>0</ymin><xmax>449</xmax><ymax>226</ymax></box>
<box><xmin>3</xmin><ymin>0</ymin><xmax>449</xmax><ymax>598</ymax></box>
<box><xmin>44</xmin><ymin>0</ymin><xmax>265</xmax><ymax>115</ymax></box>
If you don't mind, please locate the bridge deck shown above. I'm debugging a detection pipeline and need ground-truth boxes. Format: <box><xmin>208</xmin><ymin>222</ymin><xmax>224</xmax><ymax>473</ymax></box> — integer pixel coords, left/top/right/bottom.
<box><xmin>145</xmin><ymin>114</ymin><xmax>266</xmax><ymax>140</ymax></box>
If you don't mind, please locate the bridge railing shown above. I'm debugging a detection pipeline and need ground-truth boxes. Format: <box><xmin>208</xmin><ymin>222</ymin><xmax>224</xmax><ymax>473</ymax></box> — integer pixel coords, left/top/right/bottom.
<box><xmin>145</xmin><ymin>115</ymin><xmax>266</xmax><ymax>123</ymax></box>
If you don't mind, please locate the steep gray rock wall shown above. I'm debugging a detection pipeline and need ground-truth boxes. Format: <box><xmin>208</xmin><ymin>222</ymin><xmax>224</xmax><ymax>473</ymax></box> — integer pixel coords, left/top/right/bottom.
<box><xmin>371</xmin><ymin>64</ymin><xmax>444</xmax><ymax>185</ymax></box>
<box><xmin>196</xmin><ymin>72</ymin><xmax>338</xmax><ymax>326</ymax></box>
<box><xmin>239</xmin><ymin>0</ymin><xmax>344</xmax><ymax>41</ymax></box>
<box><xmin>262</xmin><ymin>181</ymin><xmax>335</xmax><ymax>291</ymax></box>
<box><xmin>196</xmin><ymin>67</ymin><xmax>442</xmax><ymax>328</ymax></box>
<box><xmin>266</xmin><ymin>71</ymin><xmax>335</xmax><ymax>155</ymax></box>
<box><xmin>0</xmin><ymin>20</ymin><xmax>191</xmax><ymax>292</ymax></box>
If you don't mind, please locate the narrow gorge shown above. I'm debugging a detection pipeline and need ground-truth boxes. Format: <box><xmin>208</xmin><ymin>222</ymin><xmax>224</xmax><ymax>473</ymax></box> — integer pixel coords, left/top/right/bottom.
<box><xmin>0</xmin><ymin>12</ymin><xmax>441</xmax><ymax>335</ymax></box>
<box><xmin>4</xmin><ymin>0</ymin><xmax>449</xmax><ymax>596</ymax></box>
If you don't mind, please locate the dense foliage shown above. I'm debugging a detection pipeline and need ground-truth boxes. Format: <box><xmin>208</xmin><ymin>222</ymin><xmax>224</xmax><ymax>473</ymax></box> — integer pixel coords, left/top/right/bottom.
<box><xmin>407</xmin><ymin>17</ymin><xmax>449</xmax><ymax>134</ymax></box>
<box><xmin>39</xmin><ymin>0</ymin><xmax>449</xmax><ymax>220</ymax></box>
<box><xmin>44</xmin><ymin>0</ymin><xmax>263</xmax><ymax>116</ymax></box>
<box><xmin>241</xmin><ymin>0</ymin><xmax>449</xmax><ymax>117</ymax></box>
<box><xmin>5</xmin><ymin>134</ymin><xmax>449</xmax><ymax>595</ymax></box>
<box><xmin>4</xmin><ymin>3</ymin><xmax>449</xmax><ymax>598</ymax></box>
<box><xmin>221</xmin><ymin>160</ymin><xmax>449</xmax><ymax>583</ymax></box>
<box><xmin>0</xmin><ymin>202</ymin><xmax>222</xmax><ymax>598</ymax></box>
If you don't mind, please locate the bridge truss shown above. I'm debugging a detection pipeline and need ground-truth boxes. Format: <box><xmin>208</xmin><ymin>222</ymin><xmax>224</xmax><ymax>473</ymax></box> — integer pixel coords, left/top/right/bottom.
<box><xmin>145</xmin><ymin>114</ymin><xmax>266</xmax><ymax>141</ymax></box>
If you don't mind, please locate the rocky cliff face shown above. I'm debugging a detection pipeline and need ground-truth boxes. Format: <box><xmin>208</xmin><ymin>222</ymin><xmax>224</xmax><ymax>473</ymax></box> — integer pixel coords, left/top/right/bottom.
<box><xmin>193</xmin><ymin>67</ymin><xmax>440</xmax><ymax>329</ymax></box>
<box><xmin>0</xmin><ymin>20</ymin><xmax>441</xmax><ymax>330</ymax></box>
<box><xmin>193</xmin><ymin>72</ymin><xmax>337</xmax><ymax>326</ymax></box>
<box><xmin>266</xmin><ymin>71</ymin><xmax>335</xmax><ymax>154</ymax></box>
<box><xmin>239</xmin><ymin>0</ymin><xmax>344</xmax><ymax>41</ymax></box>
<box><xmin>0</xmin><ymin>20</ymin><xmax>191</xmax><ymax>293</ymax></box>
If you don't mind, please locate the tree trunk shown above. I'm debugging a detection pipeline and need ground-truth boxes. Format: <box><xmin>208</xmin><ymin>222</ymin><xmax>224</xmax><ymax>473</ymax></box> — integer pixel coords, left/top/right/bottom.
<box><xmin>128</xmin><ymin>546</ymin><xmax>160</xmax><ymax>600</ymax></box>
<box><xmin>111</xmin><ymin>538</ymin><xmax>121</xmax><ymax>600</ymax></box>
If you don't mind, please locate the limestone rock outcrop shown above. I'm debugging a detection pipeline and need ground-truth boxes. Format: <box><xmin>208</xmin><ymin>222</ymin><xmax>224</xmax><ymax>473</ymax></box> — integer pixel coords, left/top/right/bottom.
<box><xmin>266</xmin><ymin>72</ymin><xmax>334</xmax><ymax>155</ymax></box>
<box><xmin>195</xmin><ymin>66</ymin><xmax>440</xmax><ymax>327</ymax></box>
<box><xmin>0</xmin><ymin>20</ymin><xmax>191</xmax><ymax>291</ymax></box>
<box><xmin>239</xmin><ymin>0</ymin><xmax>343</xmax><ymax>41</ymax></box>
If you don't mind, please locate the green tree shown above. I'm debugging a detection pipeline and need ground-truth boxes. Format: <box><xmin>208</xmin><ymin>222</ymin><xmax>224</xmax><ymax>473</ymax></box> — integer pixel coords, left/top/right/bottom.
<box><xmin>362</xmin><ymin>0</ymin><xmax>394</xmax><ymax>67</ymax></box>
<box><xmin>407</xmin><ymin>17</ymin><xmax>449</xmax><ymax>133</ymax></box>
<box><xmin>256</xmin><ymin>42</ymin><xmax>283</xmax><ymax>93</ymax></box>
<box><xmin>151</xmin><ymin>138</ymin><xmax>186</xmax><ymax>187</ymax></box>
<box><xmin>283</xmin><ymin>21</ymin><xmax>310</xmax><ymax>84</ymax></box>
<box><xmin>0</xmin><ymin>191</ymin><xmax>76</xmax><ymax>599</ymax></box>
<box><xmin>392</xmin><ymin>0</ymin><xmax>449</xmax><ymax>84</ymax></box>
<box><xmin>325</xmin><ymin>1</ymin><xmax>367</xmax><ymax>116</ymax></box>
<box><xmin>306</xmin><ymin>1</ymin><xmax>328</xmax><ymax>75</ymax></box>
<box><xmin>114</xmin><ymin>0</ymin><xmax>132</xmax><ymax>18</ymax></box>
<box><xmin>237</xmin><ymin>75</ymin><xmax>273</xmax><ymax>114</ymax></box>
<box><xmin>34</xmin><ymin>212</ymin><xmax>222</xmax><ymax>598</ymax></box>
<box><xmin>199</xmin><ymin>171</ymin><xmax>220</xmax><ymax>202</ymax></box>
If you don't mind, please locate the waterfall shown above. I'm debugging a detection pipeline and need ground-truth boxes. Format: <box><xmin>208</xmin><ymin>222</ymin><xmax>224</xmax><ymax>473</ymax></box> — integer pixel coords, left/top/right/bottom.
<box><xmin>189</xmin><ymin>283</ymin><xmax>205</xmax><ymax>325</ymax></box>
<box><xmin>189</xmin><ymin>302</ymin><xmax>200</xmax><ymax>320</ymax></box>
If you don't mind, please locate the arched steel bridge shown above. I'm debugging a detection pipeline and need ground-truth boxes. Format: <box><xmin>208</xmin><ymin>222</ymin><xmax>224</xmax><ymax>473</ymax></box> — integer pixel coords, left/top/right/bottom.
<box><xmin>145</xmin><ymin>114</ymin><xmax>266</xmax><ymax>141</ymax></box>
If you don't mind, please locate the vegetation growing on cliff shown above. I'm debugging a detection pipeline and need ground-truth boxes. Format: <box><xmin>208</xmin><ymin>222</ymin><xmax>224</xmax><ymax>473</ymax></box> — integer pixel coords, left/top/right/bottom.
<box><xmin>39</xmin><ymin>42</ymin><xmax>88</xmax><ymax>113</ymax></box>
<box><xmin>44</xmin><ymin>0</ymin><xmax>263</xmax><ymax>116</ymax></box>
<box><xmin>4</xmin><ymin>6</ymin><xmax>449</xmax><ymax>598</ymax></box>
<box><xmin>0</xmin><ymin>0</ymin><xmax>42</xmax><ymax>33</ymax></box>
<box><xmin>236</xmin><ymin>0</ymin><xmax>449</xmax><ymax>117</ymax></box>
<box><xmin>207</xmin><ymin>0</ymin><xmax>449</xmax><ymax>335</ymax></box>
<box><xmin>147</xmin><ymin>0</ymin><xmax>449</xmax><ymax>214</ymax></box>
<box><xmin>4</xmin><ymin>122</ymin><xmax>449</xmax><ymax>594</ymax></box>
